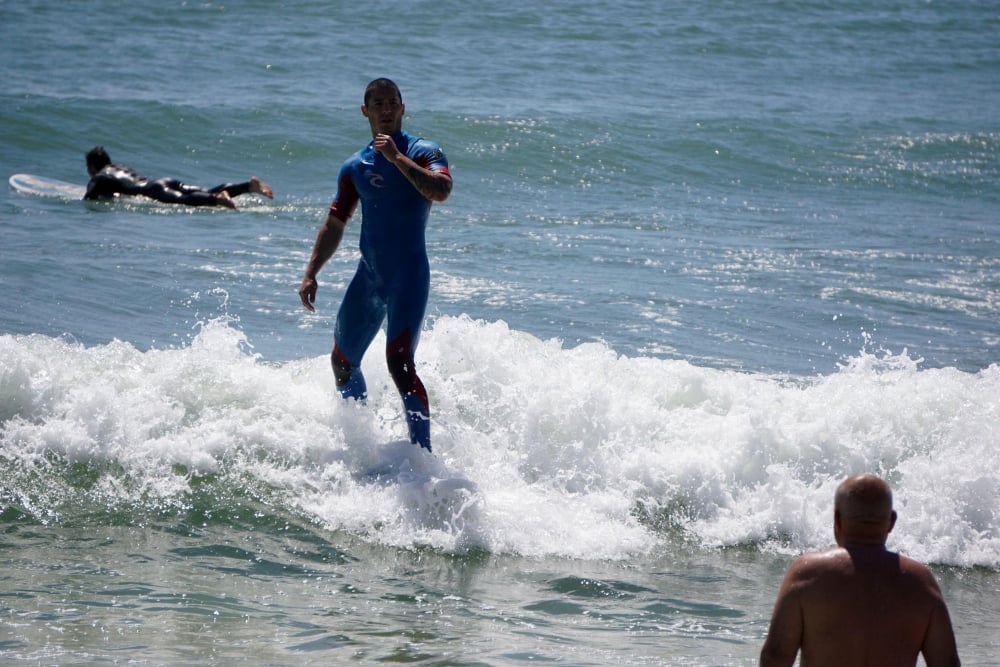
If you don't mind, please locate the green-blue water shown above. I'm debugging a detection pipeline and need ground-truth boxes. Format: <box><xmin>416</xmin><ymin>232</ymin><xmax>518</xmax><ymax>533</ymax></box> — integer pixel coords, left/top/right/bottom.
<box><xmin>2</xmin><ymin>1</ymin><xmax>998</xmax><ymax>664</ymax></box>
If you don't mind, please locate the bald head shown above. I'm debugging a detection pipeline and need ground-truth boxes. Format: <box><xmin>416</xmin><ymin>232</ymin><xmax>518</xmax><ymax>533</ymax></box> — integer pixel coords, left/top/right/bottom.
<box><xmin>833</xmin><ymin>474</ymin><xmax>897</xmax><ymax>547</ymax></box>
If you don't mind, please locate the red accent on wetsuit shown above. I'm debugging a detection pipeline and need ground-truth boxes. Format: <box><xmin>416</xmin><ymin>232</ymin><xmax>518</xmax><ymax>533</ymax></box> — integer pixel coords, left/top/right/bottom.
<box><xmin>332</xmin><ymin>345</ymin><xmax>353</xmax><ymax>388</ymax></box>
<box><xmin>386</xmin><ymin>329</ymin><xmax>429</xmax><ymax>412</ymax></box>
<box><xmin>328</xmin><ymin>170</ymin><xmax>359</xmax><ymax>222</ymax></box>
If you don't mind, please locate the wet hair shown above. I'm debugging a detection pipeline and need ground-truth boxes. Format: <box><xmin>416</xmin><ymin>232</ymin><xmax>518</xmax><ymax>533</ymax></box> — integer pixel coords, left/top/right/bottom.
<box><xmin>86</xmin><ymin>146</ymin><xmax>112</xmax><ymax>172</ymax></box>
<box><xmin>364</xmin><ymin>78</ymin><xmax>402</xmax><ymax>106</ymax></box>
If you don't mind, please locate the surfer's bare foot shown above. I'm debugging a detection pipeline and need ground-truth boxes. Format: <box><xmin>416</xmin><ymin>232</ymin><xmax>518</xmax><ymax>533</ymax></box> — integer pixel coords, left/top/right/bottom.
<box><xmin>250</xmin><ymin>176</ymin><xmax>273</xmax><ymax>199</ymax></box>
<box><xmin>215</xmin><ymin>192</ymin><xmax>237</xmax><ymax>209</ymax></box>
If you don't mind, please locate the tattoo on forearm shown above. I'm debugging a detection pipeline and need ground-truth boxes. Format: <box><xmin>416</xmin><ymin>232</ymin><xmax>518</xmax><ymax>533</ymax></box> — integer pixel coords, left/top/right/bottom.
<box><xmin>406</xmin><ymin>165</ymin><xmax>452</xmax><ymax>201</ymax></box>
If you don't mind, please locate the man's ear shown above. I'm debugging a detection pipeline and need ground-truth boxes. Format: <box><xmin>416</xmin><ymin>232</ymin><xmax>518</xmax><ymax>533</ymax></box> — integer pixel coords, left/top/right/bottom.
<box><xmin>361</xmin><ymin>104</ymin><xmax>369</xmax><ymax>117</ymax></box>
<box><xmin>888</xmin><ymin>510</ymin><xmax>898</xmax><ymax>534</ymax></box>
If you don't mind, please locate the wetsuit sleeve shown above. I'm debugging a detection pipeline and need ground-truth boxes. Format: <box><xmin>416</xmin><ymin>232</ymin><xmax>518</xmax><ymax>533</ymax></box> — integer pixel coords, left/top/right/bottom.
<box><xmin>411</xmin><ymin>140</ymin><xmax>451</xmax><ymax>178</ymax></box>
<box><xmin>329</xmin><ymin>166</ymin><xmax>359</xmax><ymax>223</ymax></box>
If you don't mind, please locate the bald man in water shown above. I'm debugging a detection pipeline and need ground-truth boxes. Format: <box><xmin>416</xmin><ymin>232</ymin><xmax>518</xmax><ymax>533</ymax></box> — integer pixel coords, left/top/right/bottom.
<box><xmin>760</xmin><ymin>473</ymin><xmax>960</xmax><ymax>667</ymax></box>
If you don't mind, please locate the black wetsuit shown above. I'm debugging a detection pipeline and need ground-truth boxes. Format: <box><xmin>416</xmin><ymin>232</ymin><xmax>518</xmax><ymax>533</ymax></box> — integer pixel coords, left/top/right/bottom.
<box><xmin>84</xmin><ymin>164</ymin><xmax>252</xmax><ymax>206</ymax></box>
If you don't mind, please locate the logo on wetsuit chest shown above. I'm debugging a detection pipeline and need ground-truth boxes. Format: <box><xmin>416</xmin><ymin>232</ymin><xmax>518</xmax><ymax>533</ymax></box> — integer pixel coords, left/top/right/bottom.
<box><xmin>364</xmin><ymin>170</ymin><xmax>385</xmax><ymax>188</ymax></box>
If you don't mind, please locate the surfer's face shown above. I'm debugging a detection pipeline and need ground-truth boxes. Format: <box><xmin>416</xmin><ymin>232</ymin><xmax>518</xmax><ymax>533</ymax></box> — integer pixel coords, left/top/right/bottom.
<box><xmin>362</xmin><ymin>88</ymin><xmax>404</xmax><ymax>136</ymax></box>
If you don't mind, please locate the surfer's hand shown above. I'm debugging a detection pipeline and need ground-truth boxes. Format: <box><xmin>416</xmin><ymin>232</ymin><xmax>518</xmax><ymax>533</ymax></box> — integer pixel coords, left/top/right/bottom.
<box><xmin>299</xmin><ymin>277</ymin><xmax>318</xmax><ymax>312</ymax></box>
<box><xmin>215</xmin><ymin>192</ymin><xmax>237</xmax><ymax>209</ymax></box>
<box><xmin>373</xmin><ymin>133</ymin><xmax>400</xmax><ymax>162</ymax></box>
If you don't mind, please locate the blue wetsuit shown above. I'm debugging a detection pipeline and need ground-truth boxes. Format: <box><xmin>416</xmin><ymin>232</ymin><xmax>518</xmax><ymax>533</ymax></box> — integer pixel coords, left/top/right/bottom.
<box><xmin>328</xmin><ymin>130</ymin><xmax>450</xmax><ymax>451</ymax></box>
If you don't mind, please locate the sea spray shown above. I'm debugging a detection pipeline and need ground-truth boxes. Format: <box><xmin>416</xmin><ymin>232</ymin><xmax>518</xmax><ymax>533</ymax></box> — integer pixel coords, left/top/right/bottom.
<box><xmin>3</xmin><ymin>317</ymin><xmax>996</xmax><ymax>566</ymax></box>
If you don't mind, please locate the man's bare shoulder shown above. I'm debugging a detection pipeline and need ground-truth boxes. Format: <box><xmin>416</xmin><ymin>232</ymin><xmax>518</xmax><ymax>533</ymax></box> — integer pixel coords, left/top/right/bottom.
<box><xmin>895</xmin><ymin>552</ymin><xmax>949</xmax><ymax>604</ymax></box>
<box><xmin>786</xmin><ymin>548</ymin><xmax>851</xmax><ymax>578</ymax></box>
<box><xmin>790</xmin><ymin>546</ymin><xmax>946</xmax><ymax>610</ymax></box>
<box><xmin>896</xmin><ymin>552</ymin><xmax>938</xmax><ymax>578</ymax></box>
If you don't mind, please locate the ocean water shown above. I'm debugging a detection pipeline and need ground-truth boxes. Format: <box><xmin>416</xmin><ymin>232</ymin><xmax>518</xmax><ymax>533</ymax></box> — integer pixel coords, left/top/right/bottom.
<box><xmin>2</xmin><ymin>1</ymin><xmax>998</xmax><ymax>665</ymax></box>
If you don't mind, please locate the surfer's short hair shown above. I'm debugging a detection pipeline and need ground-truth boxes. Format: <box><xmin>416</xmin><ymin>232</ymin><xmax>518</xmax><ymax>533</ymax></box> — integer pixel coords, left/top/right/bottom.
<box><xmin>364</xmin><ymin>78</ymin><xmax>402</xmax><ymax>106</ymax></box>
<box><xmin>86</xmin><ymin>146</ymin><xmax>111</xmax><ymax>172</ymax></box>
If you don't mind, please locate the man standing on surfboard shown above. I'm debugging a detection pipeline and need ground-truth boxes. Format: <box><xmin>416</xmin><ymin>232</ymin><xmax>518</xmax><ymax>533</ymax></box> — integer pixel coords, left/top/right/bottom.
<box><xmin>298</xmin><ymin>78</ymin><xmax>452</xmax><ymax>453</ymax></box>
<box><xmin>760</xmin><ymin>473</ymin><xmax>961</xmax><ymax>667</ymax></box>
<box><xmin>83</xmin><ymin>146</ymin><xmax>273</xmax><ymax>208</ymax></box>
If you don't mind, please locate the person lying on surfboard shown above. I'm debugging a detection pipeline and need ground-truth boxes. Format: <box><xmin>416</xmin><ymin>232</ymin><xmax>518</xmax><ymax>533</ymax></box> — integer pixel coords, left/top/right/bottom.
<box><xmin>83</xmin><ymin>146</ymin><xmax>273</xmax><ymax>209</ymax></box>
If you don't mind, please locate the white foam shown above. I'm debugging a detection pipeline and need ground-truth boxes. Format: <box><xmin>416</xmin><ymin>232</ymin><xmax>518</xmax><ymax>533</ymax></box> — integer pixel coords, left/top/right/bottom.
<box><xmin>1</xmin><ymin>316</ymin><xmax>997</xmax><ymax>565</ymax></box>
